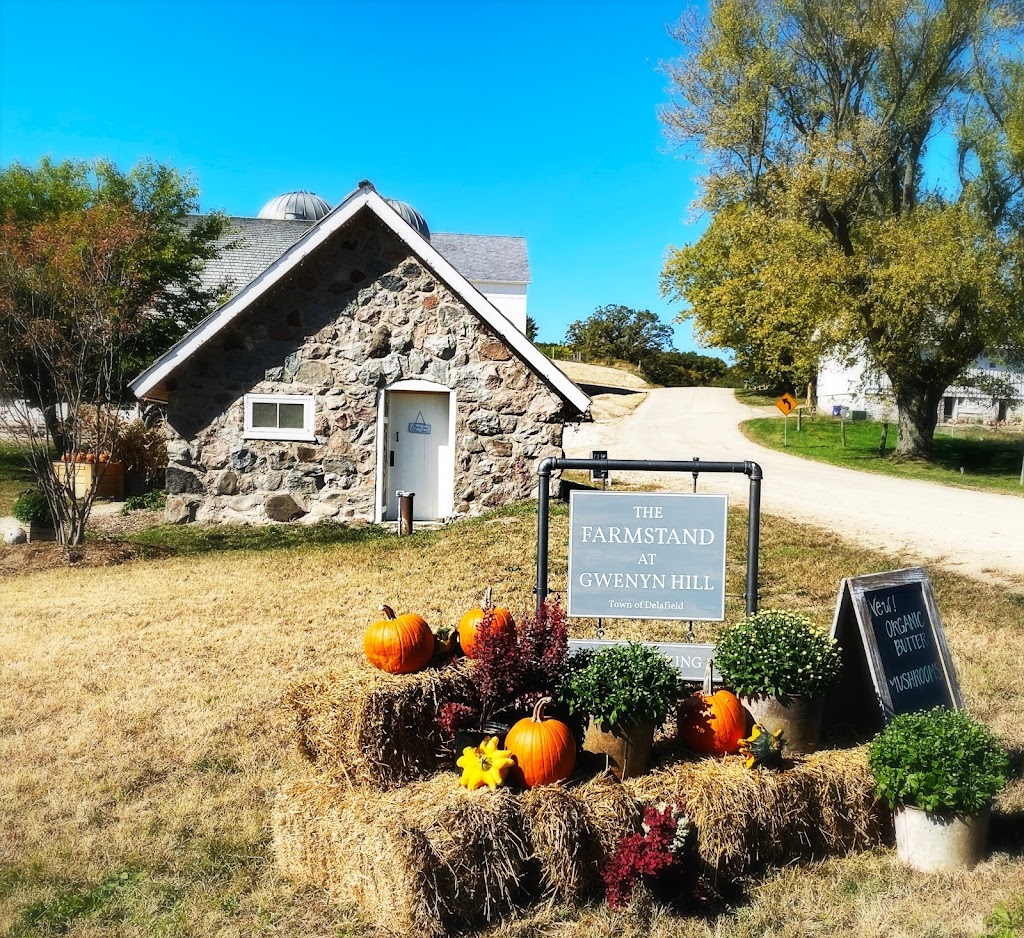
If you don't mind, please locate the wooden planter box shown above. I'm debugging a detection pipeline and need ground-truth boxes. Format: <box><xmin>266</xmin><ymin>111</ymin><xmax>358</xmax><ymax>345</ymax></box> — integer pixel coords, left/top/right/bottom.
<box><xmin>52</xmin><ymin>460</ymin><xmax>125</xmax><ymax>500</ymax></box>
<box><xmin>25</xmin><ymin>521</ymin><xmax>57</xmax><ymax>543</ymax></box>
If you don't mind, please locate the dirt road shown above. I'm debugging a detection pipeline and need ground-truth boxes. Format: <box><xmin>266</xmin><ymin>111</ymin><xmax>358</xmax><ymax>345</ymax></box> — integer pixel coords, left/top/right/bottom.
<box><xmin>564</xmin><ymin>386</ymin><xmax>1023</xmax><ymax>588</ymax></box>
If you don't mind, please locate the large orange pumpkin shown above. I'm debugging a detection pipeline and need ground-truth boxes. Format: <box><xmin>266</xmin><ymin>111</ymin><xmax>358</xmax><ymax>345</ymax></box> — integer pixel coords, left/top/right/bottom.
<box><xmin>363</xmin><ymin>604</ymin><xmax>435</xmax><ymax>674</ymax></box>
<box><xmin>678</xmin><ymin>659</ymin><xmax>747</xmax><ymax>756</ymax></box>
<box><xmin>504</xmin><ymin>696</ymin><xmax>576</xmax><ymax>787</ymax></box>
<box><xmin>457</xmin><ymin>587</ymin><xmax>514</xmax><ymax>658</ymax></box>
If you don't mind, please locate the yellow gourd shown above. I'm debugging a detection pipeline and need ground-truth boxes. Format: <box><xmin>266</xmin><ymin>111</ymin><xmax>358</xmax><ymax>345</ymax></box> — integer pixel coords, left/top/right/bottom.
<box><xmin>456</xmin><ymin>736</ymin><xmax>514</xmax><ymax>790</ymax></box>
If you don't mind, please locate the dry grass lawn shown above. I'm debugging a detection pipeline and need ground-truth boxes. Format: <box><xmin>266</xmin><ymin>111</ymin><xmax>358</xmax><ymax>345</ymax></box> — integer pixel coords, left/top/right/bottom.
<box><xmin>1</xmin><ymin>505</ymin><xmax>1022</xmax><ymax>937</ymax></box>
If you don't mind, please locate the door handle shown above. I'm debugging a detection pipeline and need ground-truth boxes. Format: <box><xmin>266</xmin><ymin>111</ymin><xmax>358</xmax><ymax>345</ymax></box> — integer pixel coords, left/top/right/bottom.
<box><xmin>389</xmin><ymin>451</ymin><xmax>395</xmax><ymax>467</ymax></box>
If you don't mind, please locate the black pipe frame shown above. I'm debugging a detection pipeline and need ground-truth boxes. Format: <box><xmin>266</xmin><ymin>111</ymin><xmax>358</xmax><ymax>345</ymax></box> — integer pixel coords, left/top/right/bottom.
<box><xmin>535</xmin><ymin>457</ymin><xmax>763</xmax><ymax>617</ymax></box>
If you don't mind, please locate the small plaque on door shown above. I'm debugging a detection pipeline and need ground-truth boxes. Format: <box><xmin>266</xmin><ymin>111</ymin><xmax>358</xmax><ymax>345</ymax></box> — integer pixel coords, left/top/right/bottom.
<box><xmin>408</xmin><ymin>411</ymin><xmax>431</xmax><ymax>435</ymax></box>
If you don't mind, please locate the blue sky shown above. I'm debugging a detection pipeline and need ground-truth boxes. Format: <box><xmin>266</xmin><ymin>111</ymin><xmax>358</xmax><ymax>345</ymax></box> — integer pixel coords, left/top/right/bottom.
<box><xmin>0</xmin><ymin>0</ymin><xmax>716</xmax><ymax>353</ymax></box>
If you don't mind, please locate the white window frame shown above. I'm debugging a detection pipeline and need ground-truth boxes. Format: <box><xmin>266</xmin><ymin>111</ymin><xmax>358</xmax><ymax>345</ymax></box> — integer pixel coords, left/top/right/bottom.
<box><xmin>243</xmin><ymin>393</ymin><xmax>316</xmax><ymax>441</ymax></box>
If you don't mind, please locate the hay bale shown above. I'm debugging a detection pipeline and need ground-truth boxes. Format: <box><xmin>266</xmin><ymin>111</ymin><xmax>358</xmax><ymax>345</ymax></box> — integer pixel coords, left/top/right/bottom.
<box><xmin>626</xmin><ymin>745</ymin><xmax>884</xmax><ymax>877</ymax></box>
<box><xmin>275</xmin><ymin>773</ymin><xmax>530</xmax><ymax>936</ymax></box>
<box><xmin>273</xmin><ymin>772</ymin><xmax>643</xmax><ymax>934</ymax></box>
<box><xmin>284</xmin><ymin>663</ymin><xmax>474</xmax><ymax>788</ymax></box>
<box><xmin>520</xmin><ymin>777</ymin><xmax>642</xmax><ymax>902</ymax></box>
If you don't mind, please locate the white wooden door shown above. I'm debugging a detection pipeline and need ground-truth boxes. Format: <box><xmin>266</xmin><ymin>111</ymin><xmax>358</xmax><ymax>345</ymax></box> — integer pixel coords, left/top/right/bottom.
<box><xmin>385</xmin><ymin>391</ymin><xmax>450</xmax><ymax>521</ymax></box>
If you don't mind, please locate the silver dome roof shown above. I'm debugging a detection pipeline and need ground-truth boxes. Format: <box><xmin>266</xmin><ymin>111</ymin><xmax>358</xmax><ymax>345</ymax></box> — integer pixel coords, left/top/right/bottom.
<box><xmin>258</xmin><ymin>191</ymin><xmax>332</xmax><ymax>221</ymax></box>
<box><xmin>385</xmin><ymin>199</ymin><xmax>430</xmax><ymax>240</ymax></box>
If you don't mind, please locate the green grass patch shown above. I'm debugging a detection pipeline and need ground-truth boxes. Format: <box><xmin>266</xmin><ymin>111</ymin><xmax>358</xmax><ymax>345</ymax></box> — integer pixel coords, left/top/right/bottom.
<box><xmin>122</xmin><ymin>499</ymin><xmax>552</xmax><ymax>557</ymax></box>
<box><xmin>742</xmin><ymin>414</ymin><xmax>1024</xmax><ymax>495</ymax></box>
<box><xmin>125</xmin><ymin>518</ymin><xmax>392</xmax><ymax>554</ymax></box>
<box><xmin>9</xmin><ymin>869</ymin><xmax>144</xmax><ymax>936</ymax></box>
<box><xmin>0</xmin><ymin>441</ymin><xmax>36</xmax><ymax>516</ymax></box>
<box><xmin>734</xmin><ymin>387</ymin><xmax>783</xmax><ymax>408</ymax></box>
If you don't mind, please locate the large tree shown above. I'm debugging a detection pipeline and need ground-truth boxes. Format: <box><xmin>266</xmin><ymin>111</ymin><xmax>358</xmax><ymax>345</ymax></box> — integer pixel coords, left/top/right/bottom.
<box><xmin>565</xmin><ymin>304</ymin><xmax>674</xmax><ymax>363</ymax></box>
<box><xmin>661</xmin><ymin>0</ymin><xmax>1024</xmax><ymax>458</ymax></box>
<box><xmin>0</xmin><ymin>158</ymin><xmax>229</xmax><ymax>544</ymax></box>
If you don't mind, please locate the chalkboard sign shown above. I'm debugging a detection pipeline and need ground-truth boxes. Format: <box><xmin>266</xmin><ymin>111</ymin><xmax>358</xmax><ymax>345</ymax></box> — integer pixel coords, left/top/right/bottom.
<box><xmin>827</xmin><ymin>567</ymin><xmax>962</xmax><ymax>730</ymax></box>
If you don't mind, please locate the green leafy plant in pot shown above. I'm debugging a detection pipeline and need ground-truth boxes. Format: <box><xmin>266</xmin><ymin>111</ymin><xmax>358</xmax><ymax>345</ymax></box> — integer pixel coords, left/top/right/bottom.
<box><xmin>869</xmin><ymin>707</ymin><xmax>1009</xmax><ymax>872</ymax></box>
<box><xmin>12</xmin><ymin>488</ymin><xmax>56</xmax><ymax>541</ymax></box>
<box><xmin>561</xmin><ymin>642</ymin><xmax>684</xmax><ymax>780</ymax></box>
<box><xmin>714</xmin><ymin>609</ymin><xmax>842</xmax><ymax>754</ymax></box>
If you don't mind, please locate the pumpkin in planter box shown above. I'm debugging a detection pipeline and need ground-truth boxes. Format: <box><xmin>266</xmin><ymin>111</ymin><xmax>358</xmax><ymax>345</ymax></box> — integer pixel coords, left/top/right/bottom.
<box><xmin>458</xmin><ymin>587</ymin><xmax>514</xmax><ymax>658</ymax></box>
<box><xmin>678</xmin><ymin>660</ymin><xmax>747</xmax><ymax>756</ymax></box>
<box><xmin>504</xmin><ymin>696</ymin><xmax>576</xmax><ymax>787</ymax></box>
<box><xmin>363</xmin><ymin>604</ymin><xmax>435</xmax><ymax>674</ymax></box>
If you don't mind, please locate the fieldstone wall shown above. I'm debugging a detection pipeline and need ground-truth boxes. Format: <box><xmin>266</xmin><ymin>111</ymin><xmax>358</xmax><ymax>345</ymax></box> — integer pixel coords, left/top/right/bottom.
<box><xmin>162</xmin><ymin>214</ymin><xmax>578</xmax><ymax>525</ymax></box>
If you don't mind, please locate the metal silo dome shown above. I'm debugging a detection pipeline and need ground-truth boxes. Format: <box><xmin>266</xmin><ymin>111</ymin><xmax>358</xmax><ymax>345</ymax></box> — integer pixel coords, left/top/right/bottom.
<box><xmin>385</xmin><ymin>199</ymin><xmax>430</xmax><ymax>240</ymax></box>
<box><xmin>258</xmin><ymin>191</ymin><xmax>332</xmax><ymax>221</ymax></box>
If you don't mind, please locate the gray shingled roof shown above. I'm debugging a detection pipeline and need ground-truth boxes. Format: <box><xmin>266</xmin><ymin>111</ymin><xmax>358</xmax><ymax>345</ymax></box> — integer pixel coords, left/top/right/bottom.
<box><xmin>189</xmin><ymin>214</ymin><xmax>529</xmax><ymax>301</ymax></box>
<box><xmin>430</xmin><ymin>233</ymin><xmax>530</xmax><ymax>283</ymax></box>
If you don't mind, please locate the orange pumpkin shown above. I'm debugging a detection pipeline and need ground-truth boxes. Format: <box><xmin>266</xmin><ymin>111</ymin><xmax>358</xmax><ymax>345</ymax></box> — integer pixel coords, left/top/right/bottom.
<box><xmin>457</xmin><ymin>587</ymin><xmax>514</xmax><ymax>658</ymax></box>
<box><xmin>363</xmin><ymin>604</ymin><xmax>435</xmax><ymax>674</ymax></box>
<box><xmin>678</xmin><ymin>659</ymin><xmax>747</xmax><ymax>756</ymax></box>
<box><xmin>504</xmin><ymin>696</ymin><xmax>576</xmax><ymax>787</ymax></box>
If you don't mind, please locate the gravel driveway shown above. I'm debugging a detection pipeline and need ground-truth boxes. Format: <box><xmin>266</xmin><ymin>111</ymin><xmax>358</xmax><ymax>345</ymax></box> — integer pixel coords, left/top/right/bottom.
<box><xmin>565</xmin><ymin>386</ymin><xmax>1023</xmax><ymax>589</ymax></box>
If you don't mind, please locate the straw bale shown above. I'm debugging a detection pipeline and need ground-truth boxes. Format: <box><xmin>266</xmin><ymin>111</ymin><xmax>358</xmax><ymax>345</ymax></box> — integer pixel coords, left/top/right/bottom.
<box><xmin>273</xmin><ymin>771</ymin><xmax>644</xmax><ymax>935</ymax></box>
<box><xmin>273</xmin><ymin>773</ymin><xmax>532</xmax><ymax>936</ymax></box>
<box><xmin>520</xmin><ymin>777</ymin><xmax>642</xmax><ymax>902</ymax></box>
<box><xmin>284</xmin><ymin>663</ymin><xmax>474</xmax><ymax>788</ymax></box>
<box><xmin>626</xmin><ymin>745</ymin><xmax>884</xmax><ymax>877</ymax></box>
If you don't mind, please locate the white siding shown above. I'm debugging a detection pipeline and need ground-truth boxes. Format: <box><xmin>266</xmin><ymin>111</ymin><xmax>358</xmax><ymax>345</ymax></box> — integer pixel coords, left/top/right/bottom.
<box><xmin>817</xmin><ymin>352</ymin><xmax>1024</xmax><ymax>422</ymax></box>
<box><xmin>472</xmin><ymin>281</ymin><xmax>528</xmax><ymax>334</ymax></box>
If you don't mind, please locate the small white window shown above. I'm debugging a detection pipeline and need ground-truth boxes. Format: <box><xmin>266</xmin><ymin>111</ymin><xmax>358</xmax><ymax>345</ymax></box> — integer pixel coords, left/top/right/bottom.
<box><xmin>244</xmin><ymin>393</ymin><xmax>316</xmax><ymax>441</ymax></box>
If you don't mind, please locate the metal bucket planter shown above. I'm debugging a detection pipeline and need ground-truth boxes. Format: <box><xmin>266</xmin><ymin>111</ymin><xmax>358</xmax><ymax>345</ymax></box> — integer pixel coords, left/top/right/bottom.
<box><xmin>583</xmin><ymin>718</ymin><xmax>655</xmax><ymax>780</ymax></box>
<box><xmin>894</xmin><ymin>805</ymin><xmax>990</xmax><ymax>872</ymax></box>
<box><xmin>740</xmin><ymin>694</ymin><xmax>823</xmax><ymax>755</ymax></box>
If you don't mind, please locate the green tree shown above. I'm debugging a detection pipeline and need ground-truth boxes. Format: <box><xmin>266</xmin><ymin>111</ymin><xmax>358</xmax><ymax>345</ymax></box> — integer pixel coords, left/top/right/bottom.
<box><xmin>526</xmin><ymin>314</ymin><xmax>539</xmax><ymax>341</ymax></box>
<box><xmin>661</xmin><ymin>0</ymin><xmax>1024</xmax><ymax>459</ymax></box>
<box><xmin>565</xmin><ymin>304</ymin><xmax>674</xmax><ymax>363</ymax></box>
<box><xmin>0</xmin><ymin>158</ymin><xmax>228</xmax><ymax>544</ymax></box>
<box><xmin>641</xmin><ymin>349</ymin><xmax>731</xmax><ymax>387</ymax></box>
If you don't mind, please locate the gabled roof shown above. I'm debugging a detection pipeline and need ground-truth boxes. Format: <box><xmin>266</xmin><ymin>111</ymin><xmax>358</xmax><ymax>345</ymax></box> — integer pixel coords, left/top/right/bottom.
<box><xmin>131</xmin><ymin>182</ymin><xmax>588</xmax><ymax>413</ymax></box>
<box><xmin>189</xmin><ymin>218</ymin><xmax>531</xmax><ymax>303</ymax></box>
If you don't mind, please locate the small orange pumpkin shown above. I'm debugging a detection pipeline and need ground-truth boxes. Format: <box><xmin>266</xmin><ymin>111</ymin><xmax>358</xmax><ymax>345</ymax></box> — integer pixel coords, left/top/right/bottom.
<box><xmin>504</xmin><ymin>696</ymin><xmax>576</xmax><ymax>787</ymax></box>
<box><xmin>458</xmin><ymin>587</ymin><xmax>514</xmax><ymax>658</ymax></box>
<box><xmin>678</xmin><ymin>659</ymin><xmax>747</xmax><ymax>756</ymax></box>
<box><xmin>363</xmin><ymin>604</ymin><xmax>435</xmax><ymax>674</ymax></box>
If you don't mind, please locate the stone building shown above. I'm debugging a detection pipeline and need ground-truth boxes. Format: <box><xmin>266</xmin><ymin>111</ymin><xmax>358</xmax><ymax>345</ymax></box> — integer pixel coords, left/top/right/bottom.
<box><xmin>130</xmin><ymin>181</ymin><xmax>590</xmax><ymax>525</ymax></box>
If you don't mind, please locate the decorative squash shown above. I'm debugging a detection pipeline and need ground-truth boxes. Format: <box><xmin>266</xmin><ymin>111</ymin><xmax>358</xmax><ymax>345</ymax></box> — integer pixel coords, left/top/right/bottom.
<box><xmin>457</xmin><ymin>587</ymin><xmax>514</xmax><ymax>658</ymax></box>
<box><xmin>456</xmin><ymin>735</ymin><xmax>515</xmax><ymax>790</ymax></box>
<box><xmin>504</xmin><ymin>696</ymin><xmax>576</xmax><ymax>787</ymax></box>
<box><xmin>740</xmin><ymin>723</ymin><xmax>785</xmax><ymax>769</ymax></box>
<box><xmin>363</xmin><ymin>604</ymin><xmax>435</xmax><ymax>674</ymax></box>
<box><xmin>678</xmin><ymin>659</ymin><xmax>747</xmax><ymax>756</ymax></box>
<box><xmin>431</xmin><ymin>625</ymin><xmax>459</xmax><ymax>662</ymax></box>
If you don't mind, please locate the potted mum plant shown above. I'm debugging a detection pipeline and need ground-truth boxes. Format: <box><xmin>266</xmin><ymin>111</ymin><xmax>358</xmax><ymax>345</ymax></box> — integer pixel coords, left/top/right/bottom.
<box><xmin>869</xmin><ymin>707</ymin><xmax>1009</xmax><ymax>872</ymax></box>
<box><xmin>12</xmin><ymin>489</ymin><xmax>56</xmax><ymax>542</ymax></box>
<box><xmin>714</xmin><ymin>609</ymin><xmax>842</xmax><ymax>754</ymax></box>
<box><xmin>562</xmin><ymin>642</ymin><xmax>684</xmax><ymax>780</ymax></box>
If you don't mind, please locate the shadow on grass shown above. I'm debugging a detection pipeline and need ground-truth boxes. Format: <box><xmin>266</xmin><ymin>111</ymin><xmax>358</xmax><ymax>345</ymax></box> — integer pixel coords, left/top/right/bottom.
<box><xmin>118</xmin><ymin>500</ymin><xmax>555</xmax><ymax>557</ymax></box>
<box><xmin>123</xmin><ymin>520</ymin><xmax>392</xmax><ymax>555</ymax></box>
